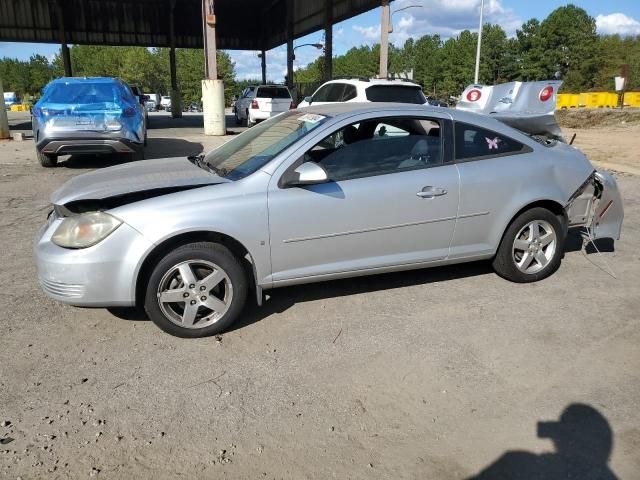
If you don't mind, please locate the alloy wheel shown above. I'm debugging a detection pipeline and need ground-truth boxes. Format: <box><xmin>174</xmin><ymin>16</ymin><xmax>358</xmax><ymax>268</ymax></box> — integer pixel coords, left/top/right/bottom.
<box><xmin>156</xmin><ymin>259</ymin><xmax>233</xmax><ymax>329</ymax></box>
<box><xmin>512</xmin><ymin>219</ymin><xmax>557</xmax><ymax>274</ymax></box>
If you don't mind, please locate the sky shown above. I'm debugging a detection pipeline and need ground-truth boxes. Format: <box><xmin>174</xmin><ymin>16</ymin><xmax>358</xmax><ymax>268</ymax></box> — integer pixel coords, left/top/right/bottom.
<box><xmin>1</xmin><ymin>0</ymin><xmax>640</xmax><ymax>83</ymax></box>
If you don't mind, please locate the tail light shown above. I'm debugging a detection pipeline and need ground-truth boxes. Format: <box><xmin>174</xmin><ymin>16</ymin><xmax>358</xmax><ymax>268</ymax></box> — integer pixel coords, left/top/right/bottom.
<box><xmin>250</xmin><ymin>99</ymin><xmax>259</xmax><ymax>109</ymax></box>
<box><xmin>289</xmin><ymin>101</ymin><xmax>296</xmax><ymax>109</ymax></box>
<box><xmin>122</xmin><ymin>106</ymin><xmax>137</xmax><ymax>117</ymax></box>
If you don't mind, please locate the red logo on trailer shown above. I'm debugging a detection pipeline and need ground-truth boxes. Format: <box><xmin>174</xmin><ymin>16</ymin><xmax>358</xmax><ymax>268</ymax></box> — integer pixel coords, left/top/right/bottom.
<box><xmin>466</xmin><ymin>89</ymin><xmax>482</xmax><ymax>102</ymax></box>
<box><xmin>539</xmin><ymin>86</ymin><xmax>554</xmax><ymax>102</ymax></box>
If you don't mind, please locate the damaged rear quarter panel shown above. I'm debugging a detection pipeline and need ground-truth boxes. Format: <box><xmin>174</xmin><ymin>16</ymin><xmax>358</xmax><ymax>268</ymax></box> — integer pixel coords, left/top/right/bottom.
<box><xmin>451</xmin><ymin>132</ymin><xmax>594</xmax><ymax>257</ymax></box>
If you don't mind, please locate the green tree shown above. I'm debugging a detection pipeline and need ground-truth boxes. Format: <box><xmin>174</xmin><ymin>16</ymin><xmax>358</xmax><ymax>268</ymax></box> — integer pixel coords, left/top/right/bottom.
<box><xmin>539</xmin><ymin>4</ymin><xmax>601</xmax><ymax>91</ymax></box>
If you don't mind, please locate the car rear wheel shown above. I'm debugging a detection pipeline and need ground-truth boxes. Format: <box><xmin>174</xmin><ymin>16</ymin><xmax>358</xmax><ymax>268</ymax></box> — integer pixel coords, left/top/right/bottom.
<box><xmin>493</xmin><ymin>207</ymin><xmax>565</xmax><ymax>283</ymax></box>
<box><xmin>246</xmin><ymin>110</ymin><xmax>254</xmax><ymax>128</ymax></box>
<box><xmin>144</xmin><ymin>242</ymin><xmax>248</xmax><ymax>338</ymax></box>
<box><xmin>235</xmin><ymin>109</ymin><xmax>241</xmax><ymax>125</ymax></box>
<box><xmin>37</xmin><ymin>150</ymin><xmax>57</xmax><ymax>168</ymax></box>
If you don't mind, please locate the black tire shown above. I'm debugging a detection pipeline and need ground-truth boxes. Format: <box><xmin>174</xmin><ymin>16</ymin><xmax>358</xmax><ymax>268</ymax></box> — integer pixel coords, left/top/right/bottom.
<box><xmin>144</xmin><ymin>242</ymin><xmax>248</xmax><ymax>338</ymax></box>
<box><xmin>246</xmin><ymin>110</ymin><xmax>253</xmax><ymax>128</ymax></box>
<box><xmin>234</xmin><ymin>109</ymin><xmax>241</xmax><ymax>125</ymax></box>
<box><xmin>492</xmin><ymin>207</ymin><xmax>566</xmax><ymax>283</ymax></box>
<box><xmin>37</xmin><ymin>150</ymin><xmax>57</xmax><ymax>167</ymax></box>
<box><xmin>128</xmin><ymin>147</ymin><xmax>145</xmax><ymax>161</ymax></box>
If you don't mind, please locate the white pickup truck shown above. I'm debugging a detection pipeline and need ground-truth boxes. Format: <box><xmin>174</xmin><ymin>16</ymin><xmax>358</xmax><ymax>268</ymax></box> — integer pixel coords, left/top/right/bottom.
<box><xmin>234</xmin><ymin>85</ymin><xmax>293</xmax><ymax>127</ymax></box>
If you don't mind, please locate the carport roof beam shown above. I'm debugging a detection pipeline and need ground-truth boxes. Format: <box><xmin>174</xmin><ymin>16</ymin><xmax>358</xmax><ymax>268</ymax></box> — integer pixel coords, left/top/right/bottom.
<box><xmin>0</xmin><ymin>0</ymin><xmax>389</xmax><ymax>51</ymax></box>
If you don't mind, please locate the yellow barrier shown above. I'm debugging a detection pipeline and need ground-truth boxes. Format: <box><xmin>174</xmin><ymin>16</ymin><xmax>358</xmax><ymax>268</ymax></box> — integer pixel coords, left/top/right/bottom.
<box><xmin>9</xmin><ymin>104</ymin><xmax>30</xmax><ymax>112</ymax></box>
<box><xmin>556</xmin><ymin>93</ymin><xmax>580</xmax><ymax>109</ymax></box>
<box><xmin>555</xmin><ymin>92</ymin><xmax>637</xmax><ymax>109</ymax></box>
<box><xmin>579</xmin><ymin>92</ymin><xmax>618</xmax><ymax>108</ymax></box>
<box><xmin>624</xmin><ymin>92</ymin><xmax>640</xmax><ymax>107</ymax></box>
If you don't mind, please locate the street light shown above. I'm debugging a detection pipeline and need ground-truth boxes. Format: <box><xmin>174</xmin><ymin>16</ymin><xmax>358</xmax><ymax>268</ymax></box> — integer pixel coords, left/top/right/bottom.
<box><xmin>292</xmin><ymin>43</ymin><xmax>324</xmax><ymax>61</ymax></box>
<box><xmin>380</xmin><ymin>2</ymin><xmax>423</xmax><ymax>78</ymax></box>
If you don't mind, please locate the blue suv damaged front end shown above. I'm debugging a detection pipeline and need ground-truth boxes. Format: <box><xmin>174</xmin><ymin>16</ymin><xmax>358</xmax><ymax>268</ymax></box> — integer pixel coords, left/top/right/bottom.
<box><xmin>32</xmin><ymin>77</ymin><xmax>145</xmax><ymax>166</ymax></box>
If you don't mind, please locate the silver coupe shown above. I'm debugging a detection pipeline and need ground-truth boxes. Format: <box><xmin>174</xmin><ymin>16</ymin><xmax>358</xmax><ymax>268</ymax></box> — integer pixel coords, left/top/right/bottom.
<box><xmin>35</xmin><ymin>102</ymin><xmax>623</xmax><ymax>337</ymax></box>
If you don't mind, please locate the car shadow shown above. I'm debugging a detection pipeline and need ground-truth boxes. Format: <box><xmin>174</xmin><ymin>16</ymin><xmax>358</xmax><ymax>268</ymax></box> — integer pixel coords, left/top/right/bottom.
<box><xmin>147</xmin><ymin>112</ymin><xmax>244</xmax><ymax>134</ymax></box>
<box><xmin>564</xmin><ymin>228</ymin><xmax>615</xmax><ymax>254</ymax></box>
<box><xmin>465</xmin><ymin>403</ymin><xmax>618</xmax><ymax>479</ymax></box>
<box><xmin>58</xmin><ymin>137</ymin><xmax>204</xmax><ymax>169</ymax></box>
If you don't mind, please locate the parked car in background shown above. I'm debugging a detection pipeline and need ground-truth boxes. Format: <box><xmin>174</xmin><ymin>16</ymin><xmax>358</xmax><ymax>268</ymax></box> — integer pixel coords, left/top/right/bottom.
<box><xmin>3</xmin><ymin>91</ymin><xmax>18</xmax><ymax>109</ymax></box>
<box><xmin>426</xmin><ymin>96</ymin><xmax>448</xmax><ymax>107</ymax></box>
<box><xmin>234</xmin><ymin>85</ymin><xmax>293</xmax><ymax>127</ymax></box>
<box><xmin>160</xmin><ymin>96</ymin><xmax>172</xmax><ymax>110</ymax></box>
<box><xmin>35</xmin><ymin>102</ymin><xmax>622</xmax><ymax>338</ymax></box>
<box><xmin>32</xmin><ymin>77</ymin><xmax>146</xmax><ymax>167</ymax></box>
<box><xmin>144</xmin><ymin>99</ymin><xmax>157</xmax><ymax>112</ymax></box>
<box><xmin>297</xmin><ymin>78</ymin><xmax>427</xmax><ymax>108</ymax></box>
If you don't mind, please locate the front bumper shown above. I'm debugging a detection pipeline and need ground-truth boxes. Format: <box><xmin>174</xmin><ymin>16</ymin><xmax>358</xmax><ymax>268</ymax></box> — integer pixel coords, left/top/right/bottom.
<box><xmin>34</xmin><ymin>214</ymin><xmax>154</xmax><ymax>306</ymax></box>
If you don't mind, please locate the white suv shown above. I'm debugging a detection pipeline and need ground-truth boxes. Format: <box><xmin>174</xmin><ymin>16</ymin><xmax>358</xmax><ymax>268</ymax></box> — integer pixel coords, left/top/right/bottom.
<box><xmin>235</xmin><ymin>85</ymin><xmax>294</xmax><ymax>127</ymax></box>
<box><xmin>298</xmin><ymin>78</ymin><xmax>427</xmax><ymax>108</ymax></box>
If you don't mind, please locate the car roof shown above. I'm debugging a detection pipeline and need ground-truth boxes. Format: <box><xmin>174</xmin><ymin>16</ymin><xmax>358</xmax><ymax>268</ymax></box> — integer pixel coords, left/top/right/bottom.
<box><xmin>323</xmin><ymin>78</ymin><xmax>422</xmax><ymax>88</ymax></box>
<box><xmin>50</xmin><ymin>77</ymin><xmax>123</xmax><ymax>85</ymax></box>
<box><xmin>300</xmin><ymin>102</ymin><xmax>507</xmax><ymax>129</ymax></box>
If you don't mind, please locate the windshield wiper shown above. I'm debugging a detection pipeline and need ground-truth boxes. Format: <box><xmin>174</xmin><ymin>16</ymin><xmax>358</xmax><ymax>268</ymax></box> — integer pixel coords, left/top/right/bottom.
<box><xmin>188</xmin><ymin>154</ymin><xmax>214</xmax><ymax>174</ymax></box>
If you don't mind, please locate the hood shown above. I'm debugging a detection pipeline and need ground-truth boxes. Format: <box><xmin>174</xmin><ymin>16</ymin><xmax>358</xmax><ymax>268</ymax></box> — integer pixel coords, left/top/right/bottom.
<box><xmin>51</xmin><ymin>157</ymin><xmax>229</xmax><ymax>206</ymax></box>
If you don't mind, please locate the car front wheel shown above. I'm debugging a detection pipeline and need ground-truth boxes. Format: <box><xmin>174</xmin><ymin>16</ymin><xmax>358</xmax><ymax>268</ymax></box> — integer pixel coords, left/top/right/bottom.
<box><xmin>493</xmin><ymin>207</ymin><xmax>565</xmax><ymax>283</ymax></box>
<box><xmin>144</xmin><ymin>242</ymin><xmax>248</xmax><ymax>337</ymax></box>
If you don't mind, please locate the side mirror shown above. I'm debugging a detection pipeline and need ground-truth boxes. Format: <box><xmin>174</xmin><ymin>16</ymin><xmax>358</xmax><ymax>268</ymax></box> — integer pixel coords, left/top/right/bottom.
<box><xmin>284</xmin><ymin>162</ymin><xmax>329</xmax><ymax>187</ymax></box>
<box><xmin>304</xmin><ymin>96</ymin><xmax>312</xmax><ymax>104</ymax></box>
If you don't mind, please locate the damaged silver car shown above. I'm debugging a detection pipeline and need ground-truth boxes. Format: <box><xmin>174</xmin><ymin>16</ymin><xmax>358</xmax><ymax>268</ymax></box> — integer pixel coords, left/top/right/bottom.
<box><xmin>35</xmin><ymin>90</ymin><xmax>623</xmax><ymax>337</ymax></box>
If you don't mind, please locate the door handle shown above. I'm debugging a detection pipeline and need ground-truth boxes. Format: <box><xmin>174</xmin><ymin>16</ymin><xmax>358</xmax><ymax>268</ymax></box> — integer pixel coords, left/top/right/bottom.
<box><xmin>417</xmin><ymin>186</ymin><xmax>447</xmax><ymax>198</ymax></box>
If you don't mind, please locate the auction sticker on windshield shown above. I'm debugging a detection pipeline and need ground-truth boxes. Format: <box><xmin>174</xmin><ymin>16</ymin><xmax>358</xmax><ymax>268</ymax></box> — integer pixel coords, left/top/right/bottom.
<box><xmin>298</xmin><ymin>113</ymin><xmax>326</xmax><ymax>124</ymax></box>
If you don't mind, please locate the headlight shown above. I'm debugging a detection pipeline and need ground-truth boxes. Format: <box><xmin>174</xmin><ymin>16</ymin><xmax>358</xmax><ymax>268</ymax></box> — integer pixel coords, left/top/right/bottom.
<box><xmin>52</xmin><ymin>212</ymin><xmax>122</xmax><ymax>248</ymax></box>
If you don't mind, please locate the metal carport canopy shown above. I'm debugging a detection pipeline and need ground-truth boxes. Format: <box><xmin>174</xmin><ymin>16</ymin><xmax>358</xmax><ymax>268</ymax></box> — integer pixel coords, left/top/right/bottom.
<box><xmin>0</xmin><ymin>0</ymin><xmax>382</xmax><ymax>50</ymax></box>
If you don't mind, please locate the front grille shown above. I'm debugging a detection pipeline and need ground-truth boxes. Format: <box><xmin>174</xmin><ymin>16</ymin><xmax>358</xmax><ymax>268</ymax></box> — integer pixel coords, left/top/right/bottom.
<box><xmin>40</xmin><ymin>278</ymin><xmax>85</xmax><ymax>298</ymax></box>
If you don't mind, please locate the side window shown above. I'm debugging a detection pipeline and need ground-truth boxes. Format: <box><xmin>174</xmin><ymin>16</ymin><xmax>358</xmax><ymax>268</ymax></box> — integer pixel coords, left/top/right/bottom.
<box><xmin>312</xmin><ymin>83</ymin><xmax>344</xmax><ymax>102</ymax></box>
<box><xmin>342</xmin><ymin>84</ymin><xmax>357</xmax><ymax>101</ymax></box>
<box><xmin>455</xmin><ymin>122</ymin><xmax>527</xmax><ymax>160</ymax></box>
<box><xmin>300</xmin><ymin>117</ymin><xmax>443</xmax><ymax>182</ymax></box>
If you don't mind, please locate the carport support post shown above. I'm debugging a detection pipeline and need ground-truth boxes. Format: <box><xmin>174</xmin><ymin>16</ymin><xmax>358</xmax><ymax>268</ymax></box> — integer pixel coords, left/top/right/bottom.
<box><xmin>379</xmin><ymin>0</ymin><xmax>389</xmax><ymax>78</ymax></box>
<box><xmin>55</xmin><ymin>1</ymin><xmax>72</xmax><ymax>76</ymax></box>
<box><xmin>169</xmin><ymin>0</ymin><xmax>182</xmax><ymax>118</ymax></box>
<box><xmin>0</xmin><ymin>78</ymin><xmax>9</xmax><ymax>139</ymax></box>
<box><xmin>261</xmin><ymin>50</ymin><xmax>267</xmax><ymax>85</ymax></box>
<box><xmin>323</xmin><ymin>0</ymin><xmax>333</xmax><ymax>82</ymax></box>
<box><xmin>202</xmin><ymin>0</ymin><xmax>226</xmax><ymax>135</ymax></box>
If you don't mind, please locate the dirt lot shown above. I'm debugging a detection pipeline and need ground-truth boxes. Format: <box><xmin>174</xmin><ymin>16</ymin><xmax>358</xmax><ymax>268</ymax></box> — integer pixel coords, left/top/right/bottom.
<box><xmin>1</xmin><ymin>111</ymin><xmax>639</xmax><ymax>479</ymax></box>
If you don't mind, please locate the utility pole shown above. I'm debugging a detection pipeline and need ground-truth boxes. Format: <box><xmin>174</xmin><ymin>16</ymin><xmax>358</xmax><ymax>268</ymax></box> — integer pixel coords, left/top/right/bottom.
<box><xmin>379</xmin><ymin>0</ymin><xmax>390</xmax><ymax>78</ymax></box>
<box><xmin>474</xmin><ymin>0</ymin><xmax>484</xmax><ymax>84</ymax></box>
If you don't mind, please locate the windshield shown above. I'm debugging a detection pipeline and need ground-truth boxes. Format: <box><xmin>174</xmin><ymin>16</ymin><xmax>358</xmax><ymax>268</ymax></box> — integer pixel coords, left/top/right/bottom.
<box><xmin>42</xmin><ymin>82</ymin><xmax>130</xmax><ymax>105</ymax></box>
<box><xmin>256</xmin><ymin>86</ymin><xmax>291</xmax><ymax>99</ymax></box>
<box><xmin>204</xmin><ymin>111</ymin><xmax>328</xmax><ymax>181</ymax></box>
<box><xmin>365</xmin><ymin>85</ymin><xmax>426</xmax><ymax>104</ymax></box>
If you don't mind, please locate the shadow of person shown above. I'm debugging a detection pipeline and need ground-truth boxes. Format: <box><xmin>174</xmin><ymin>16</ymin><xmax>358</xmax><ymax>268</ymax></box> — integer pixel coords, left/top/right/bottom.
<box><xmin>467</xmin><ymin>404</ymin><xmax>618</xmax><ymax>480</ymax></box>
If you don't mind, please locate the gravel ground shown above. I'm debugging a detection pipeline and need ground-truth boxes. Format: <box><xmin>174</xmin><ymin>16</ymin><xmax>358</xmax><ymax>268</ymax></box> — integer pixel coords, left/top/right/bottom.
<box><xmin>1</xmin><ymin>112</ymin><xmax>639</xmax><ymax>479</ymax></box>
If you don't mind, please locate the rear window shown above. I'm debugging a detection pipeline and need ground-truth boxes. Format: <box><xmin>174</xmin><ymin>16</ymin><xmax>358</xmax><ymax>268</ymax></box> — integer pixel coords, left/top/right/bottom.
<box><xmin>42</xmin><ymin>82</ymin><xmax>129</xmax><ymax>105</ymax></box>
<box><xmin>256</xmin><ymin>87</ymin><xmax>291</xmax><ymax>99</ymax></box>
<box><xmin>365</xmin><ymin>85</ymin><xmax>426</xmax><ymax>104</ymax></box>
<box><xmin>455</xmin><ymin>122</ymin><xmax>527</xmax><ymax>160</ymax></box>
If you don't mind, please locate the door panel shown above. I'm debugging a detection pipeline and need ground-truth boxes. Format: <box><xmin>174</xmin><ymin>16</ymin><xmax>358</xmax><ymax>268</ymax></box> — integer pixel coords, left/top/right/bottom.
<box><xmin>267</xmin><ymin>165</ymin><xmax>460</xmax><ymax>282</ymax></box>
